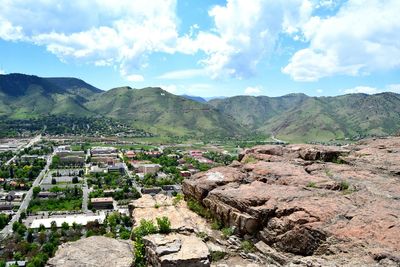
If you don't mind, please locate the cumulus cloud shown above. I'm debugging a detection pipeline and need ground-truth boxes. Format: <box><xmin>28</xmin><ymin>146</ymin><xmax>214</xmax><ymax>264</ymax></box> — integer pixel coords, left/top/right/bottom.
<box><xmin>283</xmin><ymin>0</ymin><xmax>400</xmax><ymax>81</ymax></box>
<box><xmin>181</xmin><ymin>0</ymin><xmax>313</xmax><ymax>79</ymax></box>
<box><xmin>244</xmin><ymin>86</ymin><xmax>263</xmax><ymax>95</ymax></box>
<box><xmin>0</xmin><ymin>69</ymin><xmax>5</xmax><ymax>75</ymax></box>
<box><xmin>125</xmin><ymin>74</ymin><xmax>144</xmax><ymax>82</ymax></box>
<box><xmin>344</xmin><ymin>86</ymin><xmax>379</xmax><ymax>95</ymax></box>
<box><xmin>157</xmin><ymin>69</ymin><xmax>206</xmax><ymax>80</ymax></box>
<box><xmin>0</xmin><ymin>0</ymin><xmax>179</xmax><ymax>79</ymax></box>
<box><xmin>344</xmin><ymin>84</ymin><xmax>400</xmax><ymax>95</ymax></box>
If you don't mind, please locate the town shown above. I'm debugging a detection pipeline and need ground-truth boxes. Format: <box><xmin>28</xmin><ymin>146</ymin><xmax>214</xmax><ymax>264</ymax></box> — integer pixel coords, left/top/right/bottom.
<box><xmin>0</xmin><ymin>134</ymin><xmax>239</xmax><ymax>266</ymax></box>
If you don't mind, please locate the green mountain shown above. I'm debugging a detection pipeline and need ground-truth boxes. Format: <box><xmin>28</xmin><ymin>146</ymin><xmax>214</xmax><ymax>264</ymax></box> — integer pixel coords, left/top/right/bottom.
<box><xmin>85</xmin><ymin>86</ymin><xmax>245</xmax><ymax>137</ymax></box>
<box><xmin>210</xmin><ymin>93</ymin><xmax>400</xmax><ymax>142</ymax></box>
<box><xmin>0</xmin><ymin>74</ymin><xmax>97</xmax><ymax>118</ymax></box>
<box><xmin>1</xmin><ymin>73</ymin><xmax>400</xmax><ymax>141</ymax></box>
<box><xmin>0</xmin><ymin>74</ymin><xmax>245</xmax><ymax>138</ymax></box>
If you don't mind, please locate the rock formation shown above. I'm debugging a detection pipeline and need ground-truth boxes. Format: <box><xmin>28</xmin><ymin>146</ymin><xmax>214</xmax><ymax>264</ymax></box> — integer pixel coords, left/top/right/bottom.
<box><xmin>47</xmin><ymin>236</ymin><xmax>133</xmax><ymax>267</ymax></box>
<box><xmin>183</xmin><ymin>137</ymin><xmax>400</xmax><ymax>266</ymax></box>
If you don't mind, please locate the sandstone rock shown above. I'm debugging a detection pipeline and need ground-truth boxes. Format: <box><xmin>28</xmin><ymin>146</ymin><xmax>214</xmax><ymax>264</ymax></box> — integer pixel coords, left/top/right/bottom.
<box><xmin>143</xmin><ymin>233</ymin><xmax>210</xmax><ymax>267</ymax></box>
<box><xmin>182</xmin><ymin>137</ymin><xmax>400</xmax><ymax>265</ymax></box>
<box><xmin>47</xmin><ymin>236</ymin><xmax>133</xmax><ymax>267</ymax></box>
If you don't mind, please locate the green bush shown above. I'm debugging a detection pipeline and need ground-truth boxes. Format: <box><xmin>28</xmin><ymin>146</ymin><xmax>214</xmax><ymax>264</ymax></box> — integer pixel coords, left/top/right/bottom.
<box><xmin>241</xmin><ymin>240</ymin><xmax>255</xmax><ymax>253</ymax></box>
<box><xmin>339</xmin><ymin>180</ymin><xmax>350</xmax><ymax>191</ymax></box>
<box><xmin>211</xmin><ymin>251</ymin><xmax>226</xmax><ymax>262</ymax></box>
<box><xmin>211</xmin><ymin>219</ymin><xmax>223</xmax><ymax>230</ymax></box>
<box><xmin>306</xmin><ymin>182</ymin><xmax>316</xmax><ymax>188</ymax></box>
<box><xmin>187</xmin><ymin>198</ymin><xmax>211</xmax><ymax>219</ymax></box>
<box><xmin>221</xmin><ymin>227</ymin><xmax>234</xmax><ymax>239</ymax></box>
<box><xmin>156</xmin><ymin>217</ymin><xmax>171</xmax><ymax>234</ymax></box>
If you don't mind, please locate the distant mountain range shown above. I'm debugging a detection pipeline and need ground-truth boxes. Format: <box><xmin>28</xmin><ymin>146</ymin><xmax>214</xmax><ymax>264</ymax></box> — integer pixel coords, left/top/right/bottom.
<box><xmin>1</xmin><ymin>73</ymin><xmax>399</xmax><ymax>142</ymax></box>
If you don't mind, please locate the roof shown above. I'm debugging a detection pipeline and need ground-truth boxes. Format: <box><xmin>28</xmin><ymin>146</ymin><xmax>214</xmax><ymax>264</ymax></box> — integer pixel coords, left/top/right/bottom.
<box><xmin>30</xmin><ymin>213</ymin><xmax>106</xmax><ymax>229</ymax></box>
<box><xmin>91</xmin><ymin>197</ymin><xmax>114</xmax><ymax>203</ymax></box>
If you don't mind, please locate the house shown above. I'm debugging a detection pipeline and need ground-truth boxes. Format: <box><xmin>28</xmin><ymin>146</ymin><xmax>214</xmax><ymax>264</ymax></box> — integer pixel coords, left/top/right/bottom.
<box><xmin>91</xmin><ymin>197</ymin><xmax>114</xmax><ymax>210</ymax></box>
<box><xmin>141</xmin><ymin>187</ymin><xmax>162</xmax><ymax>195</ymax></box>
<box><xmin>0</xmin><ymin>203</ymin><xmax>13</xmax><ymax>210</ymax></box>
<box><xmin>5</xmin><ymin>191</ymin><xmax>16</xmax><ymax>202</ymax></box>
<box><xmin>37</xmin><ymin>191</ymin><xmax>58</xmax><ymax>198</ymax></box>
<box><xmin>89</xmin><ymin>165</ymin><xmax>106</xmax><ymax>174</ymax></box>
<box><xmin>161</xmin><ymin>185</ymin><xmax>182</xmax><ymax>194</ymax></box>
<box><xmin>107</xmin><ymin>163</ymin><xmax>125</xmax><ymax>174</ymax></box>
<box><xmin>125</xmin><ymin>151</ymin><xmax>136</xmax><ymax>159</ymax></box>
<box><xmin>180</xmin><ymin>171</ymin><xmax>191</xmax><ymax>177</ymax></box>
<box><xmin>190</xmin><ymin>150</ymin><xmax>203</xmax><ymax>158</ymax></box>
<box><xmin>134</xmin><ymin>164</ymin><xmax>161</xmax><ymax>174</ymax></box>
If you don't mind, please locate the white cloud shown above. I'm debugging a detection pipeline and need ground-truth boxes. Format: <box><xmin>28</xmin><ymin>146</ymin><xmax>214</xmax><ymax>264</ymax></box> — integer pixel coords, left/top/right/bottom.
<box><xmin>182</xmin><ymin>0</ymin><xmax>313</xmax><ymax>79</ymax></box>
<box><xmin>157</xmin><ymin>69</ymin><xmax>206</xmax><ymax>80</ymax></box>
<box><xmin>0</xmin><ymin>69</ymin><xmax>5</xmax><ymax>75</ymax></box>
<box><xmin>343</xmin><ymin>84</ymin><xmax>400</xmax><ymax>95</ymax></box>
<box><xmin>244</xmin><ymin>86</ymin><xmax>263</xmax><ymax>95</ymax></box>
<box><xmin>344</xmin><ymin>86</ymin><xmax>379</xmax><ymax>95</ymax></box>
<box><xmin>283</xmin><ymin>0</ymin><xmax>400</xmax><ymax>81</ymax></box>
<box><xmin>0</xmin><ymin>0</ymin><xmax>179</xmax><ymax>77</ymax></box>
<box><xmin>386</xmin><ymin>84</ymin><xmax>400</xmax><ymax>93</ymax></box>
<box><xmin>125</xmin><ymin>74</ymin><xmax>144</xmax><ymax>82</ymax></box>
<box><xmin>316</xmin><ymin>89</ymin><xmax>323</xmax><ymax>94</ymax></box>
<box><xmin>158</xmin><ymin>83</ymin><xmax>214</xmax><ymax>96</ymax></box>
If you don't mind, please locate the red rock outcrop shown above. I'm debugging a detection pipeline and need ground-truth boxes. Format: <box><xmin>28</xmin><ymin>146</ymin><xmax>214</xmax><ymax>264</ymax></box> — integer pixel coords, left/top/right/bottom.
<box><xmin>182</xmin><ymin>137</ymin><xmax>400</xmax><ymax>265</ymax></box>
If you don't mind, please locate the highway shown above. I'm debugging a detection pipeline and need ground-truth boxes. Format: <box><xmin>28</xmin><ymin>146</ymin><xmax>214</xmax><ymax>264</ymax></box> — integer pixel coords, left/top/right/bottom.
<box><xmin>0</xmin><ymin>150</ymin><xmax>53</xmax><ymax>239</ymax></box>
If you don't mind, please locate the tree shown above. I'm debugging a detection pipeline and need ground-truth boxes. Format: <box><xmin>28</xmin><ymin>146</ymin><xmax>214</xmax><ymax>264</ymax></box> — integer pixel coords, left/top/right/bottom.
<box><xmin>61</xmin><ymin>222</ymin><xmax>69</xmax><ymax>231</ymax></box>
<box><xmin>50</xmin><ymin>221</ymin><xmax>57</xmax><ymax>232</ymax></box>
<box><xmin>33</xmin><ymin>186</ymin><xmax>41</xmax><ymax>198</ymax></box>
<box><xmin>72</xmin><ymin>176</ymin><xmax>79</xmax><ymax>184</ymax></box>
<box><xmin>27</xmin><ymin>229</ymin><xmax>34</xmax><ymax>243</ymax></box>
<box><xmin>51</xmin><ymin>178</ymin><xmax>56</xmax><ymax>185</ymax></box>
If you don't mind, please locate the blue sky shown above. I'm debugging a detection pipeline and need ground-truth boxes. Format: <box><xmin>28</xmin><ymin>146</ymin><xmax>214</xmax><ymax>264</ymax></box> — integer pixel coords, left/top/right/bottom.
<box><xmin>0</xmin><ymin>0</ymin><xmax>399</xmax><ymax>97</ymax></box>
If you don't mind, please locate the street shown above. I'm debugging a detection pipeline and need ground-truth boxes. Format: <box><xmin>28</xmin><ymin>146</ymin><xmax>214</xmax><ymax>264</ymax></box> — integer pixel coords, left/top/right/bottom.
<box><xmin>0</xmin><ymin>149</ymin><xmax>53</xmax><ymax>239</ymax></box>
<box><xmin>5</xmin><ymin>134</ymin><xmax>42</xmax><ymax>166</ymax></box>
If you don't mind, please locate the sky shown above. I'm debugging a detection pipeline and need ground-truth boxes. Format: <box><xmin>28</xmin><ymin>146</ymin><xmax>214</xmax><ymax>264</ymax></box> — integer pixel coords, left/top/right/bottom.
<box><xmin>0</xmin><ymin>0</ymin><xmax>399</xmax><ymax>97</ymax></box>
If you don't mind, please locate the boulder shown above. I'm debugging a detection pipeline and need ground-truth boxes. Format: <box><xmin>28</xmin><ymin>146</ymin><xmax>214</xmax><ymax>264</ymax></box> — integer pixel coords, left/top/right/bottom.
<box><xmin>182</xmin><ymin>137</ymin><xmax>400</xmax><ymax>265</ymax></box>
<box><xmin>143</xmin><ymin>233</ymin><xmax>210</xmax><ymax>267</ymax></box>
<box><xmin>47</xmin><ymin>236</ymin><xmax>133</xmax><ymax>267</ymax></box>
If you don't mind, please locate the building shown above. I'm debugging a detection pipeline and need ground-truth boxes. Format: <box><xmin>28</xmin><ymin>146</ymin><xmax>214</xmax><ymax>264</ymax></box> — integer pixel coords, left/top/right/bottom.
<box><xmin>37</xmin><ymin>191</ymin><xmax>58</xmax><ymax>198</ymax></box>
<box><xmin>180</xmin><ymin>171</ymin><xmax>191</xmax><ymax>177</ymax></box>
<box><xmin>0</xmin><ymin>203</ymin><xmax>13</xmax><ymax>210</ymax></box>
<box><xmin>90</xmin><ymin>197</ymin><xmax>114</xmax><ymax>210</ymax></box>
<box><xmin>56</xmin><ymin>150</ymin><xmax>85</xmax><ymax>166</ymax></box>
<box><xmin>29</xmin><ymin>213</ymin><xmax>106</xmax><ymax>229</ymax></box>
<box><xmin>91</xmin><ymin>147</ymin><xmax>118</xmax><ymax>157</ymax></box>
<box><xmin>134</xmin><ymin>163</ymin><xmax>161</xmax><ymax>174</ymax></box>
<box><xmin>107</xmin><ymin>163</ymin><xmax>125</xmax><ymax>174</ymax></box>
<box><xmin>141</xmin><ymin>187</ymin><xmax>162</xmax><ymax>195</ymax></box>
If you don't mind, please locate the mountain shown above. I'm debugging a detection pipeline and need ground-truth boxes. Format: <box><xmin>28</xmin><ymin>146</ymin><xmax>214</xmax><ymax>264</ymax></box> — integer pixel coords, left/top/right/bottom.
<box><xmin>85</xmin><ymin>87</ymin><xmax>245</xmax><ymax>137</ymax></box>
<box><xmin>0</xmin><ymin>73</ymin><xmax>96</xmax><ymax>118</ymax></box>
<box><xmin>1</xmin><ymin>73</ymin><xmax>400</xmax><ymax>141</ymax></box>
<box><xmin>180</xmin><ymin>95</ymin><xmax>207</xmax><ymax>103</ymax></box>
<box><xmin>210</xmin><ymin>93</ymin><xmax>400</xmax><ymax>142</ymax></box>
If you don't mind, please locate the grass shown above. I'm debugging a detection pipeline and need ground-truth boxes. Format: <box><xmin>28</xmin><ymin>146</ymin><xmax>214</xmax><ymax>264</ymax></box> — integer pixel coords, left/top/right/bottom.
<box><xmin>196</xmin><ymin>231</ymin><xmax>208</xmax><ymax>240</ymax></box>
<box><xmin>243</xmin><ymin>155</ymin><xmax>257</xmax><ymax>164</ymax></box>
<box><xmin>221</xmin><ymin>227</ymin><xmax>235</xmax><ymax>239</ymax></box>
<box><xmin>210</xmin><ymin>251</ymin><xmax>226</xmax><ymax>262</ymax></box>
<box><xmin>241</xmin><ymin>240</ymin><xmax>255</xmax><ymax>253</ymax></box>
<box><xmin>154</xmin><ymin>203</ymin><xmax>160</xmax><ymax>209</ymax></box>
<box><xmin>28</xmin><ymin>198</ymin><xmax>82</xmax><ymax>212</ymax></box>
<box><xmin>187</xmin><ymin>198</ymin><xmax>212</xmax><ymax>219</ymax></box>
<box><xmin>306</xmin><ymin>182</ymin><xmax>317</xmax><ymax>188</ymax></box>
<box><xmin>211</xmin><ymin>219</ymin><xmax>224</xmax><ymax>230</ymax></box>
<box><xmin>172</xmin><ymin>193</ymin><xmax>184</xmax><ymax>206</ymax></box>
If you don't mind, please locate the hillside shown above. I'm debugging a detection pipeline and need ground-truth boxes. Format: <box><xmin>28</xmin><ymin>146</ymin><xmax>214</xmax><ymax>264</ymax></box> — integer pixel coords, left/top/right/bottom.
<box><xmin>1</xmin><ymin>73</ymin><xmax>400</xmax><ymax>141</ymax></box>
<box><xmin>85</xmin><ymin>87</ymin><xmax>245</xmax><ymax>137</ymax></box>
<box><xmin>210</xmin><ymin>93</ymin><xmax>400</xmax><ymax>142</ymax></box>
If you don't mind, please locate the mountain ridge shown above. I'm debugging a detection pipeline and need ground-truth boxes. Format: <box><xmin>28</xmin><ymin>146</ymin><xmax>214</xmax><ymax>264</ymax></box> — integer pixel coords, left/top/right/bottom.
<box><xmin>1</xmin><ymin>73</ymin><xmax>399</xmax><ymax>141</ymax></box>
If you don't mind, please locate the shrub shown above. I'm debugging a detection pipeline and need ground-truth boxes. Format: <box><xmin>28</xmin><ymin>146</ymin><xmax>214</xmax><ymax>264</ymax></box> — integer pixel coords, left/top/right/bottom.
<box><xmin>221</xmin><ymin>227</ymin><xmax>234</xmax><ymax>239</ymax></box>
<box><xmin>211</xmin><ymin>251</ymin><xmax>226</xmax><ymax>262</ymax></box>
<box><xmin>156</xmin><ymin>217</ymin><xmax>171</xmax><ymax>234</ymax></box>
<box><xmin>306</xmin><ymin>182</ymin><xmax>316</xmax><ymax>188</ymax></box>
<box><xmin>211</xmin><ymin>219</ymin><xmax>223</xmax><ymax>230</ymax></box>
<box><xmin>196</xmin><ymin>231</ymin><xmax>208</xmax><ymax>240</ymax></box>
<box><xmin>172</xmin><ymin>193</ymin><xmax>184</xmax><ymax>206</ymax></box>
<box><xmin>241</xmin><ymin>240</ymin><xmax>255</xmax><ymax>253</ymax></box>
<box><xmin>154</xmin><ymin>203</ymin><xmax>160</xmax><ymax>209</ymax></box>
<box><xmin>187</xmin><ymin>198</ymin><xmax>211</xmax><ymax>219</ymax></box>
<box><xmin>339</xmin><ymin>180</ymin><xmax>350</xmax><ymax>191</ymax></box>
<box><xmin>243</xmin><ymin>156</ymin><xmax>257</xmax><ymax>164</ymax></box>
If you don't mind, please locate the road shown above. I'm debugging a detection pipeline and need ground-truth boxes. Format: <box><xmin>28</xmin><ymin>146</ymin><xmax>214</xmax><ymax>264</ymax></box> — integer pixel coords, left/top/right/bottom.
<box><xmin>5</xmin><ymin>134</ymin><xmax>42</xmax><ymax>166</ymax></box>
<box><xmin>82</xmin><ymin>179</ymin><xmax>89</xmax><ymax>213</ymax></box>
<box><xmin>0</xmin><ymin>150</ymin><xmax>53</xmax><ymax>239</ymax></box>
<box><xmin>118</xmin><ymin>153</ymin><xmax>141</xmax><ymax>193</ymax></box>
